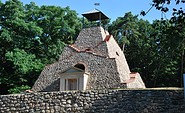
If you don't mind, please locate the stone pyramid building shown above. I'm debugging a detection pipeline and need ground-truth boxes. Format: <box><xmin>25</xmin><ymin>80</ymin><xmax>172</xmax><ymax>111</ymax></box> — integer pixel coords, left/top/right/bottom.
<box><xmin>32</xmin><ymin>10</ymin><xmax>145</xmax><ymax>92</ymax></box>
<box><xmin>32</xmin><ymin>26</ymin><xmax>145</xmax><ymax>92</ymax></box>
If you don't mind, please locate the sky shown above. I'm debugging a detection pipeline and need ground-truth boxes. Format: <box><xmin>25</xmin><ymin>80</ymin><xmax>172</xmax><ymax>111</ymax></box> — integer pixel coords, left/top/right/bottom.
<box><xmin>1</xmin><ymin>0</ymin><xmax>183</xmax><ymax>23</ymax></box>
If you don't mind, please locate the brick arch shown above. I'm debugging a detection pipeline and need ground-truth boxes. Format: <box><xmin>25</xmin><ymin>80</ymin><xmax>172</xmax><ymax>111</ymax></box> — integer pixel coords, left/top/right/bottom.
<box><xmin>73</xmin><ymin>62</ymin><xmax>87</xmax><ymax>71</ymax></box>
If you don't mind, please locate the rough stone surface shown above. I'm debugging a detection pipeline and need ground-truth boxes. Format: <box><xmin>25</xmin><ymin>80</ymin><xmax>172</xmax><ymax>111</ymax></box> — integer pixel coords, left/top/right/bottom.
<box><xmin>0</xmin><ymin>89</ymin><xmax>185</xmax><ymax>113</ymax></box>
<box><xmin>32</xmin><ymin>26</ymin><xmax>145</xmax><ymax>92</ymax></box>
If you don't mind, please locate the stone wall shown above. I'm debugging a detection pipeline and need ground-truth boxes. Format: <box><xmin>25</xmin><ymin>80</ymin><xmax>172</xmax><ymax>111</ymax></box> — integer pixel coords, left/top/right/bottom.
<box><xmin>74</xmin><ymin>27</ymin><xmax>109</xmax><ymax>58</ymax></box>
<box><xmin>0</xmin><ymin>88</ymin><xmax>185</xmax><ymax>113</ymax></box>
<box><xmin>32</xmin><ymin>51</ymin><xmax>122</xmax><ymax>92</ymax></box>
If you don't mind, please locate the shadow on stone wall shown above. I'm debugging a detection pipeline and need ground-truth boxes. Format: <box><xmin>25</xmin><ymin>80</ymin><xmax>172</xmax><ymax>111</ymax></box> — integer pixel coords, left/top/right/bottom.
<box><xmin>42</xmin><ymin>79</ymin><xmax>60</xmax><ymax>92</ymax></box>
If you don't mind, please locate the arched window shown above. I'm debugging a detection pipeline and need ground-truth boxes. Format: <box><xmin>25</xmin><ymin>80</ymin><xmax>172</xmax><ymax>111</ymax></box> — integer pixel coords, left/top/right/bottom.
<box><xmin>74</xmin><ymin>64</ymin><xmax>85</xmax><ymax>70</ymax></box>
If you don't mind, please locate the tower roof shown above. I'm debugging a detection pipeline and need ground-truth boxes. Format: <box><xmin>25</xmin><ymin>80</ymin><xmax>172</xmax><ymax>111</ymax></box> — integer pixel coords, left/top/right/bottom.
<box><xmin>82</xmin><ymin>9</ymin><xmax>109</xmax><ymax>21</ymax></box>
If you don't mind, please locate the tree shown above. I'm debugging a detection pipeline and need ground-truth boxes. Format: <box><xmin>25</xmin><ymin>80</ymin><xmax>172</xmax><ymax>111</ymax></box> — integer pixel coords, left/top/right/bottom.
<box><xmin>0</xmin><ymin>0</ymin><xmax>82</xmax><ymax>94</ymax></box>
<box><xmin>142</xmin><ymin>0</ymin><xmax>185</xmax><ymax>86</ymax></box>
<box><xmin>0</xmin><ymin>0</ymin><xmax>44</xmax><ymax>94</ymax></box>
<box><xmin>27</xmin><ymin>5</ymin><xmax>82</xmax><ymax>63</ymax></box>
<box><xmin>141</xmin><ymin>0</ymin><xmax>185</xmax><ymax>18</ymax></box>
<box><xmin>5</xmin><ymin>48</ymin><xmax>44</xmax><ymax>93</ymax></box>
<box><xmin>109</xmin><ymin>12</ymin><xmax>140</xmax><ymax>51</ymax></box>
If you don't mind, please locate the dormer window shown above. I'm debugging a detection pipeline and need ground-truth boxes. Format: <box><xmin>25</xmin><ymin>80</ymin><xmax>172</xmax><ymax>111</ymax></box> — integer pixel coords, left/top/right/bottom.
<box><xmin>60</xmin><ymin>64</ymin><xmax>89</xmax><ymax>91</ymax></box>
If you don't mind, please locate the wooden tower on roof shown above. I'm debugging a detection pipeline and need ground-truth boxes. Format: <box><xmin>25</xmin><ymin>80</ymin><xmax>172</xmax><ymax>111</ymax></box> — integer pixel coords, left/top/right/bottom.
<box><xmin>82</xmin><ymin>9</ymin><xmax>109</xmax><ymax>27</ymax></box>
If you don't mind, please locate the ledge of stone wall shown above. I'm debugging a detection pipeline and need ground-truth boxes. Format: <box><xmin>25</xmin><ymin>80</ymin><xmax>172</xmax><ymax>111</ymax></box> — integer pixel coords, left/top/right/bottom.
<box><xmin>0</xmin><ymin>89</ymin><xmax>185</xmax><ymax>113</ymax></box>
<box><xmin>112</xmin><ymin>87</ymin><xmax>183</xmax><ymax>90</ymax></box>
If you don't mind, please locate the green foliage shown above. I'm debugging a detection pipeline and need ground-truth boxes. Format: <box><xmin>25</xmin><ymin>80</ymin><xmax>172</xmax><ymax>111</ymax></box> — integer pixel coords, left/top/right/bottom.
<box><xmin>109</xmin><ymin>12</ymin><xmax>140</xmax><ymax>51</ymax></box>
<box><xmin>0</xmin><ymin>0</ymin><xmax>82</xmax><ymax>94</ymax></box>
<box><xmin>8</xmin><ymin>85</ymin><xmax>31</xmax><ymax>94</ymax></box>
<box><xmin>141</xmin><ymin>0</ymin><xmax>185</xmax><ymax>18</ymax></box>
<box><xmin>25</xmin><ymin>5</ymin><xmax>82</xmax><ymax>63</ymax></box>
<box><xmin>5</xmin><ymin>48</ymin><xmax>44</xmax><ymax>74</ymax></box>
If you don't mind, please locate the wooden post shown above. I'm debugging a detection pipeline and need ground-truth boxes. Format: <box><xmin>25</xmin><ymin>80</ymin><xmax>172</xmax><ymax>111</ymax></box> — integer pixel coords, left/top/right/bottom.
<box><xmin>99</xmin><ymin>12</ymin><xmax>101</xmax><ymax>27</ymax></box>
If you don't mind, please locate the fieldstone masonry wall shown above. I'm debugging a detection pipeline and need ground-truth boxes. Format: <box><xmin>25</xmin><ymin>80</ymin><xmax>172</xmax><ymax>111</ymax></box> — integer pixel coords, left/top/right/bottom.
<box><xmin>32</xmin><ymin>52</ymin><xmax>122</xmax><ymax>92</ymax></box>
<box><xmin>0</xmin><ymin>89</ymin><xmax>185</xmax><ymax>113</ymax></box>
<box><xmin>32</xmin><ymin>26</ymin><xmax>145</xmax><ymax>92</ymax></box>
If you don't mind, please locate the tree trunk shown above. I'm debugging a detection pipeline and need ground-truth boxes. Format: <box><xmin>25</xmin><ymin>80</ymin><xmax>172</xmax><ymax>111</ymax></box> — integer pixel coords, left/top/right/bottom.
<box><xmin>122</xmin><ymin>43</ymin><xmax>125</xmax><ymax>52</ymax></box>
